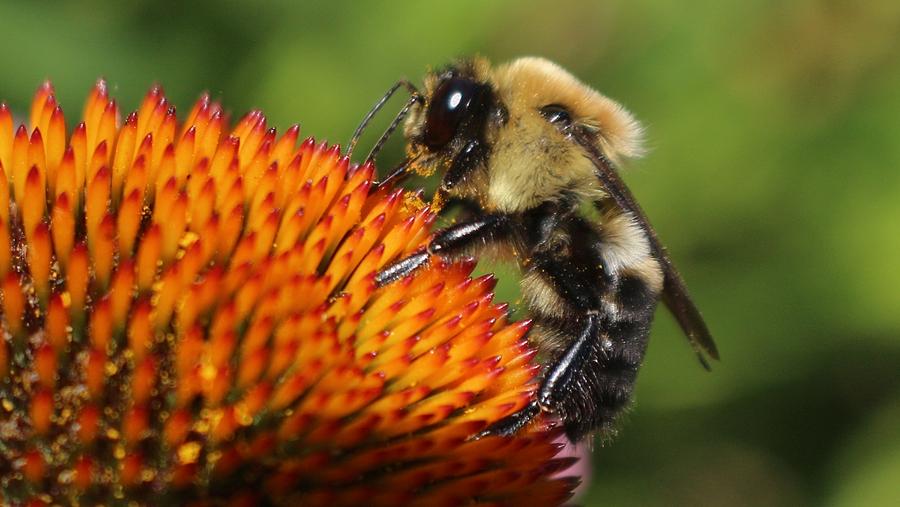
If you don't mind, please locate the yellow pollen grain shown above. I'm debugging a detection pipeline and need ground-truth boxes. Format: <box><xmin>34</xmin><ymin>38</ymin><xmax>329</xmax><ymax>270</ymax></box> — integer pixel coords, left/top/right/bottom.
<box><xmin>430</xmin><ymin>191</ymin><xmax>447</xmax><ymax>211</ymax></box>
<box><xmin>234</xmin><ymin>403</ymin><xmax>253</xmax><ymax>426</ymax></box>
<box><xmin>177</xmin><ymin>231</ymin><xmax>199</xmax><ymax>255</ymax></box>
<box><xmin>407</xmin><ymin>150</ymin><xmax>435</xmax><ymax>176</ymax></box>
<box><xmin>200</xmin><ymin>362</ymin><xmax>216</xmax><ymax>382</ymax></box>
<box><xmin>401</xmin><ymin>192</ymin><xmax>427</xmax><ymax>214</ymax></box>
<box><xmin>207</xmin><ymin>450</ymin><xmax>222</xmax><ymax>469</ymax></box>
<box><xmin>193</xmin><ymin>417</ymin><xmax>211</xmax><ymax>435</ymax></box>
<box><xmin>205</xmin><ymin>408</ymin><xmax>224</xmax><ymax>424</ymax></box>
<box><xmin>177</xmin><ymin>441</ymin><xmax>202</xmax><ymax>464</ymax></box>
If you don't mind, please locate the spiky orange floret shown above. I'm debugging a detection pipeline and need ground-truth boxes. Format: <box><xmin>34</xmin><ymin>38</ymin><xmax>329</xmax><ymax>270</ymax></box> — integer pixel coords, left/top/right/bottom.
<box><xmin>0</xmin><ymin>82</ymin><xmax>576</xmax><ymax>505</ymax></box>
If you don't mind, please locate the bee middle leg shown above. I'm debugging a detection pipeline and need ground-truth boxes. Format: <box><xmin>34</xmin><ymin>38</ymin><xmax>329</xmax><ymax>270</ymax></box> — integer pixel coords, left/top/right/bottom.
<box><xmin>374</xmin><ymin>213</ymin><xmax>511</xmax><ymax>286</ymax></box>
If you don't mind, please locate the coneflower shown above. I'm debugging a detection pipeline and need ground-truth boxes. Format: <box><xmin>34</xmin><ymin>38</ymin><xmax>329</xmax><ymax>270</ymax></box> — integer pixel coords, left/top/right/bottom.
<box><xmin>0</xmin><ymin>82</ymin><xmax>578</xmax><ymax>505</ymax></box>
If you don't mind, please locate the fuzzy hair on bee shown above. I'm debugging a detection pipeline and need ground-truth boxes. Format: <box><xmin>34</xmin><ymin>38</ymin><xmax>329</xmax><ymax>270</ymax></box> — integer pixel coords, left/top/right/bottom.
<box><xmin>352</xmin><ymin>56</ymin><xmax>718</xmax><ymax>442</ymax></box>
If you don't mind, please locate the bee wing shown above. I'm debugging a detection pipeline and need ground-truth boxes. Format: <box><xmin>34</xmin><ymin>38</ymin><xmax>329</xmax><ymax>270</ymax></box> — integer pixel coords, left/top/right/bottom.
<box><xmin>571</xmin><ymin>131</ymin><xmax>719</xmax><ymax>368</ymax></box>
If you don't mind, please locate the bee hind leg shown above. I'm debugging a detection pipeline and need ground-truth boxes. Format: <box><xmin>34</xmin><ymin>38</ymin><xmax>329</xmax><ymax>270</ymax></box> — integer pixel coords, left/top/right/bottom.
<box><xmin>479</xmin><ymin>240</ymin><xmax>616</xmax><ymax>441</ymax></box>
<box><xmin>473</xmin><ymin>400</ymin><xmax>542</xmax><ymax>438</ymax></box>
<box><xmin>536</xmin><ymin>313</ymin><xmax>602</xmax><ymax>410</ymax></box>
<box><xmin>476</xmin><ymin>314</ymin><xmax>601</xmax><ymax>439</ymax></box>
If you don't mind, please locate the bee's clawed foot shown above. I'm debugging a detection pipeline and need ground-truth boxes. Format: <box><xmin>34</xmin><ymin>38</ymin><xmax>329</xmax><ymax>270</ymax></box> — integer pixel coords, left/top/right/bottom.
<box><xmin>470</xmin><ymin>401</ymin><xmax>542</xmax><ymax>440</ymax></box>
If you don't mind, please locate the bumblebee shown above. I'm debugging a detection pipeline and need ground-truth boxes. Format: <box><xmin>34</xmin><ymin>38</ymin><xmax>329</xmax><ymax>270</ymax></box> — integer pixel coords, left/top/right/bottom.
<box><xmin>351</xmin><ymin>57</ymin><xmax>718</xmax><ymax>441</ymax></box>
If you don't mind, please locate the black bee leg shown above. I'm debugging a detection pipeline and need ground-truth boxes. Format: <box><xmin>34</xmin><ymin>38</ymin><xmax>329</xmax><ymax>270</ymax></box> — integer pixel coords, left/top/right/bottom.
<box><xmin>475</xmin><ymin>400</ymin><xmax>541</xmax><ymax>437</ymax></box>
<box><xmin>477</xmin><ymin>314</ymin><xmax>600</xmax><ymax>438</ymax></box>
<box><xmin>441</xmin><ymin>139</ymin><xmax>486</xmax><ymax>192</ymax></box>
<box><xmin>536</xmin><ymin>313</ymin><xmax>601</xmax><ymax>409</ymax></box>
<box><xmin>480</xmin><ymin>247</ymin><xmax>607</xmax><ymax>439</ymax></box>
<box><xmin>370</xmin><ymin>157</ymin><xmax>413</xmax><ymax>193</ymax></box>
<box><xmin>374</xmin><ymin>250</ymin><xmax>430</xmax><ymax>286</ymax></box>
<box><xmin>428</xmin><ymin>213</ymin><xmax>510</xmax><ymax>256</ymax></box>
<box><xmin>374</xmin><ymin>213</ymin><xmax>511</xmax><ymax>286</ymax></box>
<box><xmin>437</xmin><ymin>197</ymin><xmax>485</xmax><ymax>224</ymax></box>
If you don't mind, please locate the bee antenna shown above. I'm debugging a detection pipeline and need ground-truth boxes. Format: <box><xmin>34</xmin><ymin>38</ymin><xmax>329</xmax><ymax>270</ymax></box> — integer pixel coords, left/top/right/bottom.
<box><xmin>363</xmin><ymin>93</ymin><xmax>421</xmax><ymax>164</ymax></box>
<box><xmin>348</xmin><ymin>79</ymin><xmax>422</xmax><ymax>160</ymax></box>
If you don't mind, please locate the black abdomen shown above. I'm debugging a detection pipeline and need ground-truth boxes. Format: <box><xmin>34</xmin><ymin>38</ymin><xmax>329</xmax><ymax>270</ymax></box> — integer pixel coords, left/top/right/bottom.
<box><xmin>519</xmin><ymin>212</ymin><xmax>662</xmax><ymax>440</ymax></box>
<box><xmin>528</xmin><ymin>287</ymin><xmax>658</xmax><ymax>440</ymax></box>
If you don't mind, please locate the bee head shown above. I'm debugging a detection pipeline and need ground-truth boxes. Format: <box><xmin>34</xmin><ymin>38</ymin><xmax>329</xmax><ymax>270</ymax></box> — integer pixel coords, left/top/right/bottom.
<box><xmin>421</xmin><ymin>74</ymin><xmax>491</xmax><ymax>150</ymax></box>
<box><xmin>404</xmin><ymin>60</ymin><xmax>503</xmax><ymax>182</ymax></box>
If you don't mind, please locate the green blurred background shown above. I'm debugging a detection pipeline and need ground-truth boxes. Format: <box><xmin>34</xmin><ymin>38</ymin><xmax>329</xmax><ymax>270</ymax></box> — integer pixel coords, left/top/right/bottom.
<box><xmin>2</xmin><ymin>0</ymin><xmax>898</xmax><ymax>505</ymax></box>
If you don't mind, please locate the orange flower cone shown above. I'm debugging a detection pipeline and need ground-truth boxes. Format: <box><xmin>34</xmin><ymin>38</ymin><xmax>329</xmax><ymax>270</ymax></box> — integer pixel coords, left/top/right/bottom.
<box><xmin>0</xmin><ymin>81</ymin><xmax>578</xmax><ymax>505</ymax></box>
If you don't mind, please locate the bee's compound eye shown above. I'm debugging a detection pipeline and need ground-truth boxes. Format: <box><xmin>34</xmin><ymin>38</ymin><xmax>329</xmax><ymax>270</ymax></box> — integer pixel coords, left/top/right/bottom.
<box><xmin>540</xmin><ymin>104</ymin><xmax>573</xmax><ymax>126</ymax></box>
<box><xmin>423</xmin><ymin>77</ymin><xmax>482</xmax><ymax>149</ymax></box>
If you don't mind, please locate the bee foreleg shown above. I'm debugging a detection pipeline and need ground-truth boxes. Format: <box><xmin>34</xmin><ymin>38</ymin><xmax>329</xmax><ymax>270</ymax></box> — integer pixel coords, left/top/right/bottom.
<box><xmin>441</xmin><ymin>139</ymin><xmax>486</xmax><ymax>191</ymax></box>
<box><xmin>375</xmin><ymin>213</ymin><xmax>512</xmax><ymax>286</ymax></box>
<box><xmin>370</xmin><ymin>157</ymin><xmax>414</xmax><ymax>193</ymax></box>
